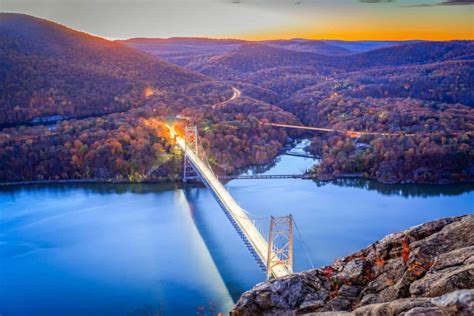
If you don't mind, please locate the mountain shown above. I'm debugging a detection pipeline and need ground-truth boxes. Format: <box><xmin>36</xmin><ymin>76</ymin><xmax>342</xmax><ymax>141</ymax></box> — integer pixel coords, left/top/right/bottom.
<box><xmin>323</xmin><ymin>40</ymin><xmax>422</xmax><ymax>53</ymax></box>
<box><xmin>192</xmin><ymin>43</ymin><xmax>335</xmax><ymax>80</ymax></box>
<box><xmin>345</xmin><ymin>40</ymin><xmax>474</xmax><ymax>69</ymax></box>
<box><xmin>120</xmin><ymin>37</ymin><xmax>350</xmax><ymax>68</ymax></box>
<box><xmin>121</xmin><ymin>38</ymin><xmax>474</xmax><ymax>81</ymax></box>
<box><xmin>0</xmin><ymin>13</ymin><xmax>207</xmax><ymax>125</ymax></box>
<box><xmin>1</xmin><ymin>15</ymin><xmax>472</xmax><ymax>185</ymax></box>
<box><xmin>121</xmin><ymin>37</ymin><xmax>473</xmax><ymax>77</ymax></box>
<box><xmin>119</xmin><ymin>37</ymin><xmax>244</xmax><ymax>66</ymax></box>
<box><xmin>184</xmin><ymin>40</ymin><xmax>474</xmax><ymax>82</ymax></box>
<box><xmin>261</xmin><ymin>39</ymin><xmax>351</xmax><ymax>55</ymax></box>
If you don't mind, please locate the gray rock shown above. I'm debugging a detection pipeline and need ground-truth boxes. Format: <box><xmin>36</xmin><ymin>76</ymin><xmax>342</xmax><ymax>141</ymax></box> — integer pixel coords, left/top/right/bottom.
<box><xmin>352</xmin><ymin>297</ymin><xmax>434</xmax><ymax>315</ymax></box>
<box><xmin>430</xmin><ymin>289</ymin><xmax>474</xmax><ymax>315</ymax></box>
<box><xmin>430</xmin><ymin>246</ymin><xmax>474</xmax><ymax>272</ymax></box>
<box><xmin>339</xmin><ymin>289</ymin><xmax>473</xmax><ymax>315</ymax></box>
<box><xmin>410</xmin><ymin>264</ymin><xmax>474</xmax><ymax>297</ymax></box>
<box><xmin>231</xmin><ymin>215</ymin><xmax>474</xmax><ymax>315</ymax></box>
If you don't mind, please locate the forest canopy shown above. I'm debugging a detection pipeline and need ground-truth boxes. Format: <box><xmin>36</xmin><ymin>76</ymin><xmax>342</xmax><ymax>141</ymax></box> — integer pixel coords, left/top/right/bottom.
<box><xmin>1</xmin><ymin>14</ymin><xmax>473</xmax><ymax>184</ymax></box>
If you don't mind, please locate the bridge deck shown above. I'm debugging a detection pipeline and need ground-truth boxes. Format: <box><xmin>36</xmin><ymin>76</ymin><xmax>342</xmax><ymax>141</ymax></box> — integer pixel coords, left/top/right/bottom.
<box><xmin>220</xmin><ymin>174</ymin><xmax>304</xmax><ymax>180</ymax></box>
<box><xmin>168</xmin><ymin>126</ymin><xmax>290</xmax><ymax>278</ymax></box>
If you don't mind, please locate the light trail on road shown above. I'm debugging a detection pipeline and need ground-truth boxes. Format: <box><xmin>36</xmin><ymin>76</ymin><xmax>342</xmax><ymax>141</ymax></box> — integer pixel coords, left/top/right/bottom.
<box><xmin>264</xmin><ymin>122</ymin><xmax>472</xmax><ymax>138</ymax></box>
<box><xmin>212</xmin><ymin>87</ymin><xmax>241</xmax><ymax>110</ymax></box>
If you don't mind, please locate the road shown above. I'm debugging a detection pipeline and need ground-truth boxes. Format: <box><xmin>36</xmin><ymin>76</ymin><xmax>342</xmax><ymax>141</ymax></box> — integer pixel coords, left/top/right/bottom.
<box><xmin>212</xmin><ymin>87</ymin><xmax>241</xmax><ymax>110</ymax></box>
<box><xmin>265</xmin><ymin>122</ymin><xmax>417</xmax><ymax>137</ymax></box>
<box><xmin>166</xmin><ymin>124</ymin><xmax>290</xmax><ymax>278</ymax></box>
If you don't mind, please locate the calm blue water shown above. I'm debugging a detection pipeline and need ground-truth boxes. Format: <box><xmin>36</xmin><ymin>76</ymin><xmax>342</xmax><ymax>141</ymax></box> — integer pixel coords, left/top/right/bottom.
<box><xmin>1</xmin><ymin>141</ymin><xmax>473</xmax><ymax>315</ymax></box>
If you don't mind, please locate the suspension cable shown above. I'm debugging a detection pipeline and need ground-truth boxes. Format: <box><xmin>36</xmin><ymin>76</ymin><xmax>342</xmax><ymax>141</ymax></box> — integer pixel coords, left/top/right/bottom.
<box><xmin>293</xmin><ymin>218</ymin><xmax>315</xmax><ymax>269</ymax></box>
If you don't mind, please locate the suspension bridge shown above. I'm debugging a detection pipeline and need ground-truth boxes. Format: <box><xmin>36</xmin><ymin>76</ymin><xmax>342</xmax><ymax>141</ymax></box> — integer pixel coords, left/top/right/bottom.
<box><xmin>166</xmin><ymin>124</ymin><xmax>298</xmax><ymax>279</ymax></box>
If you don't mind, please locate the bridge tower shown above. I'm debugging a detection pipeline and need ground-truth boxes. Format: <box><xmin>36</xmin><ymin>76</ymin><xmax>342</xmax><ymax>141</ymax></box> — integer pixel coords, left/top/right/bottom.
<box><xmin>183</xmin><ymin>125</ymin><xmax>200</xmax><ymax>182</ymax></box>
<box><xmin>266</xmin><ymin>215</ymin><xmax>293</xmax><ymax>278</ymax></box>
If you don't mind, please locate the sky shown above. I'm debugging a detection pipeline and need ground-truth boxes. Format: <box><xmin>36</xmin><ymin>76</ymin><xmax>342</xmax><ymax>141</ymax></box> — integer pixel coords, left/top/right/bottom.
<box><xmin>1</xmin><ymin>0</ymin><xmax>473</xmax><ymax>40</ymax></box>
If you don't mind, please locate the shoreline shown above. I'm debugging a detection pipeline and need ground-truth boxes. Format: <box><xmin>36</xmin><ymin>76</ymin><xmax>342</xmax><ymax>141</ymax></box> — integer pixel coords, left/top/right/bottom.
<box><xmin>1</xmin><ymin>139</ymin><xmax>471</xmax><ymax>188</ymax></box>
<box><xmin>0</xmin><ymin>178</ymin><xmax>179</xmax><ymax>187</ymax></box>
<box><xmin>1</xmin><ymin>173</ymin><xmax>473</xmax><ymax>187</ymax></box>
<box><xmin>310</xmin><ymin>172</ymin><xmax>474</xmax><ymax>185</ymax></box>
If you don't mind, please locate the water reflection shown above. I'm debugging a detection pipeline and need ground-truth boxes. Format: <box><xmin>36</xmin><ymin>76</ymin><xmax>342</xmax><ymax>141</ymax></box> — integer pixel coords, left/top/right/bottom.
<box><xmin>173</xmin><ymin>189</ymin><xmax>234</xmax><ymax>313</ymax></box>
<box><xmin>0</xmin><ymin>185</ymin><xmax>234</xmax><ymax>315</ymax></box>
<box><xmin>236</xmin><ymin>157</ymin><xmax>280</xmax><ymax>175</ymax></box>
<box><xmin>183</xmin><ymin>187</ymin><xmax>265</xmax><ymax>301</ymax></box>
<box><xmin>237</xmin><ymin>139</ymin><xmax>316</xmax><ymax>176</ymax></box>
<box><xmin>313</xmin><ymin>178</ymin><xmax>474</xmax><ymax>198</ymax></box>
<box><xmin>0</xmin><ymin>182</ymin><xmax>185</xmax><ymax>196</ymax></box>
<box><xmin>2</xmin><ymin>178</ymin><xmax>471</xmax><ymax>200</ymax></box>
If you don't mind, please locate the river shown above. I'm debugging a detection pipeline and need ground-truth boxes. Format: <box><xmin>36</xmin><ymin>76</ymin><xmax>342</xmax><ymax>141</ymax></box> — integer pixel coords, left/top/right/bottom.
<box><xmin>1</xmin><ymin>141</ymin><xmax>473</xmax><ymax>315</ymax></box>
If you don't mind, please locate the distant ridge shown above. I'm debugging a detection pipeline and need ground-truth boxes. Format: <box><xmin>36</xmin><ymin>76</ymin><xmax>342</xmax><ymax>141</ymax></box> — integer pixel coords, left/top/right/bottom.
<box><xmin>188</xmin><ymin>40</ymin><xmax>474</xmax><ymax>79</ymax></box>
<box><xmin>121</xmin><ymin>37</ymin><xmax>432</xmax><ymax>55</ymax></box>
<box><xmin>323</xmin><ymin>40</ymin><xmax>424</xmax><ymax>53</ymax></box>
<box><xmin>120</xmin><ymin>37</ymin><xmax>246</xmax><ymax>44</ymax></box>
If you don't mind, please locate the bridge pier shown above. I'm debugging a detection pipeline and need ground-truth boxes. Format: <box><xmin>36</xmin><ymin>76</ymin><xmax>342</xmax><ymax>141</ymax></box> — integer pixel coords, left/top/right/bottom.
<box><xmin>183</xmin><ymin>126</ymin><xmax>200</xmax><ymax>182</ymax></box>
<box><xmin>183</xmin><ymin>154</ymin><xmax>199</xmax><ymax>182</ymax></box>
<box><xmin>267</xmin><ymin>215</ymin><xmax>293</xmax><ymax>278</ymax></box>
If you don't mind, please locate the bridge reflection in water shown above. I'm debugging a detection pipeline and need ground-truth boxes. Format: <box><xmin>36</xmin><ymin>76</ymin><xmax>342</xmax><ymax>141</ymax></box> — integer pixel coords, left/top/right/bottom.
<box><xmin>174</xmin><ymin>189</ymin><xmax>235</xmax><ymax>313</ymax></box>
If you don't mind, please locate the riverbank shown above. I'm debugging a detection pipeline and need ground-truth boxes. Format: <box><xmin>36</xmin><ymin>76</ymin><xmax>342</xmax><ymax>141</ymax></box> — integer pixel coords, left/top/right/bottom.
<box><xmin>231</xmin><ymin>215</ymin><xmax>474</xmax><ymax>315</ymax></box>
<box><xmin>1</xmin><ymin>170</ymin><xmax>472</xmax><ymax>188</ymax></box>
<box><xmin>310</xmin><ymin>172</ymin><xmax>474</xmax><ymax>185</ymax></box>
<box><xmin>0</xmin><ymin>177</ymin><xmax>182</xmax><ymax>187</ymax></box>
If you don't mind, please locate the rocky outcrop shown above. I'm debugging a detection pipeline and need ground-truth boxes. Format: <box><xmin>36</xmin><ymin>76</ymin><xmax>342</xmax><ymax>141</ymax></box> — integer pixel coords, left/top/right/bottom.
<box><xmin>232</xmin><ymin>215</ymin><xmax>474</xmax><ymax>315</ymax></box>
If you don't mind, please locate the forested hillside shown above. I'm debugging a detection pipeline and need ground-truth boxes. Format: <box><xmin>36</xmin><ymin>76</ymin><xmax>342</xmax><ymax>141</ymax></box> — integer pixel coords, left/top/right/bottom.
<box><xmin>119</xmin><ymin>37</ymin><xmax>244</xmax><ymax>67</ymax></box>
<box><xmin>126</xmin><ymin>38</ymin><xmax>473</xmax><ymax>184</ymax></box>
<box><xmin>259</xmin><ymin>39</ymin><xmax>351</xmax><ymax>55</ymax></box>
<box><xmin>120</xmin><ymin>38</ymin><xmax>351</xmax><ymax>68</ymax></box>
<box><xmin>0</xmin><ymin>14</ymin><xmax>298</xmax><ymax>182</ymax></box>
<box><xmin>0</xmin><ymin>88</ymin><xmax>299</xmax><ymax>182</ymax></box>
<box><xmin>1</xmin><ymin>14</ymin><xmax>472</xmax><ymax>184</ymax></box>
<box><xmin>186</xmin><ymin>40</ymin><xmax>474</xmax><ymax>82</ymax></box>
<box><xmin>0</xmin><ymin>13</ymin><xmax>206</xmax><ymax>125</ymax></box>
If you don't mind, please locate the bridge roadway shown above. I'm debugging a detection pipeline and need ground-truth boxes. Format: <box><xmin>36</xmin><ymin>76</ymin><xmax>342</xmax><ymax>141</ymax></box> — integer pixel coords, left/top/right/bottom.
<box><xmin>167</xmin><ymin>125</ymin><xmax>290</xmax><ymax>278</ymax></box>
<box><xmin>220</xmin><ymin>174</ymin><xmax>304</xmax><ymax>180</ymax></box>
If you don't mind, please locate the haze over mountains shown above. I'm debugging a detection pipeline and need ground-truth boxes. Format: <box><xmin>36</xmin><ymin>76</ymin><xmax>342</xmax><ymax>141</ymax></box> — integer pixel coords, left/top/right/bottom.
<box><xmin>120</xmin><ymin>37</ymin><xmax>425</xmax><ymax>68</ymax></box>
<box><xmin>122</xmin><ymin>36</ymin><xmax>474</xmax><ymax>109</ymax></box>
<box><xmin>0</xmin><ymin>13</ymin><xmax>472</xmax><ymax>184</ymax></box>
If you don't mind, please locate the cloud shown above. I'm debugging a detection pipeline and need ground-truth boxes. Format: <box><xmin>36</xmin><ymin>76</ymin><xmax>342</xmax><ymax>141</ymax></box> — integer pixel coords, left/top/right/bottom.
<box><xmin>358</xmin><ymin>0</ymin><xmax>396</xmax><ymax>2</ymax></box>
<box><xmin>438</xmin><ymin>0</ymin><xmax>474</xmax><ymax>5</ymax></box>
<box><xmin>403</xmin><ymin>0</ymin><xmax>474</xmax><ymax>6</ymax></box>
<box><xmin>357</xmin><ymin>0</ymin><xmax>473</xmax><ymax>5</ymax></box>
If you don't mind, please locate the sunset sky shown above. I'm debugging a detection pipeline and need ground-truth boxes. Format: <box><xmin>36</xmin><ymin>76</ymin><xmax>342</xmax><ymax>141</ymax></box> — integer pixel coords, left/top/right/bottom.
<box><xmin>1</xmin><ymin>0</ymin><xmax>473</xmax><ymax>40</ymax></box>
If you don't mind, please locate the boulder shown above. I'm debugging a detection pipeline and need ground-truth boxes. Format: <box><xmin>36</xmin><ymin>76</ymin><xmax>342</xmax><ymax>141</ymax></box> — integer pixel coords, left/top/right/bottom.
<box><xmin>231</xmin><ymin>215</ymin><xmax>474</xmax><ymax>315</ymax></box>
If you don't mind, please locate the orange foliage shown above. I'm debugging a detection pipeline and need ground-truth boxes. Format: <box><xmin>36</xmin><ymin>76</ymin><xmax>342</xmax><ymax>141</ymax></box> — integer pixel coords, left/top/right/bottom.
<box><xmin>329</xmin><ymin>283</ymin><xmax>341</xmax><ymax>299</ymax></box>
<box><xmin>401</xmin><ymin>237</ymin><xmax>410</xmax><ymax>264</ymax></box>
<box><xmin>324</xmin><ymin>266</ymin><xmax>334</xmax><ymax>279</ymax></box>
<box><xmin>407</xmin><ymin>260</ymin><xmax>433</xmax><ymax>277</ymax></box>
<box><xmin>375</xmin><ymin>256</ymin><xmax>385</xmax><ymax>267</ymax></box>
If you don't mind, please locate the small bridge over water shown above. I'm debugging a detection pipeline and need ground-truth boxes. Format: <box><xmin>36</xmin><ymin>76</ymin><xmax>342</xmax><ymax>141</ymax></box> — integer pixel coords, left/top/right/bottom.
<box><xmin>220</xmin><ymin>174</ymin><xmax>305</xmax><ymax>180</ymax></box>
<box><xmin>167</xmin><ymin>125</ymin><xmax>295</xmax><ymax>278</ymax></box>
